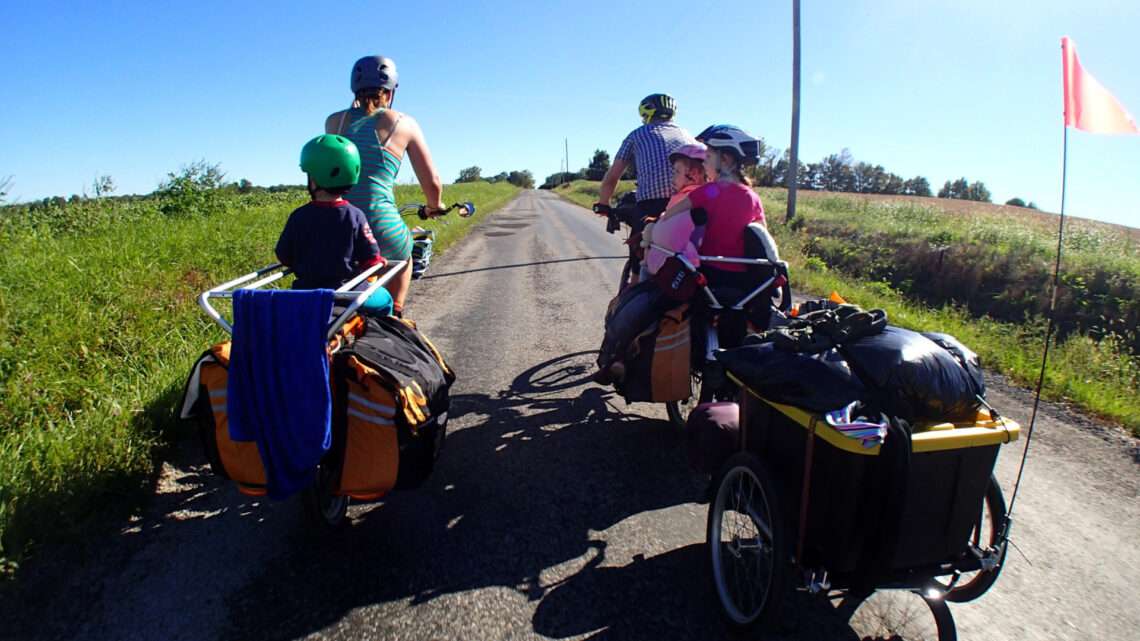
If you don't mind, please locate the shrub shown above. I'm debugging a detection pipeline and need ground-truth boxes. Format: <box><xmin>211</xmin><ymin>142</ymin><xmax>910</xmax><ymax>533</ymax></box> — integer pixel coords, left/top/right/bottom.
<box><xmin>156</xmin><ymin>160</ymin><xmax>229</xmax><ymax>219</ymax></box>
<box><xmin>803</xmin><ymin>256</ymin><xmax>828</xmax><ymax>272</ymax></box>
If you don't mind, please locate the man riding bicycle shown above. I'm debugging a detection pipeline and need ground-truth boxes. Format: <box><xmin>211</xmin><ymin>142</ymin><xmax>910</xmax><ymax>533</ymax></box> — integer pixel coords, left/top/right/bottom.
<box><xmin>595</xmin><ymin>93</ymin><xmax>697</xmax><ymax>286</ymax></box>
<box><xmin>595</xmin><ymin>93</ymin><xmax>698</xmax><ymax>229</ymax></box>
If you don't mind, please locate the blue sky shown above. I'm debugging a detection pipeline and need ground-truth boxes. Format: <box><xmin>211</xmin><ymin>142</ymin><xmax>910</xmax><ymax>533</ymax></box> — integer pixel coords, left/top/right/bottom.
<box><xmin>1</xmin><ymin>0</ymin><xmax>1137</xmax><ymax>228</ymax></box>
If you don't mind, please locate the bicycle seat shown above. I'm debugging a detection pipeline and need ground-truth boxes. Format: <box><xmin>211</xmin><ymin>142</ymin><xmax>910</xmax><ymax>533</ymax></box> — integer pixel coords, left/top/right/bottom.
<box><xmin>743</xmin><ymin>222</ymin><xmax>780</xmax><ymax>263</ymax></box>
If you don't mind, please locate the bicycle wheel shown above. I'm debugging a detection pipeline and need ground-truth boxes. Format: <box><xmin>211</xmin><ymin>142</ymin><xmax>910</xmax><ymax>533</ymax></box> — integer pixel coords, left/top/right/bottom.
<box><xmin>665</xmin><ymin>367</ymin><xmax>702</xmax><ymax>433</ymax></box>
<box><xmin>301</xmin><ymin>464</ymin><xmax>348</xmax><ymax>535</ymax></box>
<box><xmin>841</xmin><ymin>589</ymin><xmax>957</xmax><ymax>641</ymax></box>
<box><xmin>618</xmin><ymin>258</ymin><xmax>635</xmax><ymax>293</ymax></box>
<box><xmin>706</xmin><ymin>452</ymin><xmax>789</xmax><ymax>634</ymax></box>
<box><xmin>933</xmin><ymin>474</ymin><xmax>1008</xmax><ymax>603</ymax></box>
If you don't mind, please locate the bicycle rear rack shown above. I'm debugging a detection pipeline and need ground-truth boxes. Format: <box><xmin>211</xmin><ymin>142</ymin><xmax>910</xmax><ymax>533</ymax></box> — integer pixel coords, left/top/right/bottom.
<box><xmin>197</xmin><ymin>259</ymin><xmax>407</xmax><ymax>341</ymax></box>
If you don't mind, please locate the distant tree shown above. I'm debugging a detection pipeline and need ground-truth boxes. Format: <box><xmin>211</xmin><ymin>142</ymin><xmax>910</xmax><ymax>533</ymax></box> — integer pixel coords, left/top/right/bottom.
<box><xmin>953</xmin><ymin>178</ymin><xmax>971</xmax><ymax>199</ymax></box>
<box><xmin>92</xmin><ymin>174</ymin><xmax>116</xmax><ymax>198</ymax></box>
<box><xmin>585</xmin><ymin>149</ymin><xmax>610</xmax><ymax>181</ymax></box>
<box><xmin>1005</xmin><ymin>197</ymin><xmax>1026</xmax><ymax>207</ymax></box>
<box><xmin>802</xmin><ymin>162</ymin><xmax>822</xmax><ymax>190</ymax></box>
<box><xmin>938</xmin><ymin>177</ymin><xmax>970</xmax><ymax>199</ymax></box>
<box><xmin>507</xmin><ymin>170</ymin><xmax>535</xmax><ymax>189</ymax></box>
<box><xmin>880</xmin><ymin>172</ymin><xmax>905</xmax><ymax>195</ymax></box>
<box><xmin>852</xmin><ymin>161</ymin><xmax>888</xmax><ymax>194</ymax></box>
<box><xmin>539</xmin><ymin>170</ymin><xmax>582</xmax><ymax>189</ymax></box>
<box><xmin>903</xmin><ymin>176</ymin><xmax>932</xmax><ymax>197</ymax></box>
<box><xmin>1027</xmin><ymin>201</ymin><xmax>1040</xmax><ymax>210</ymax></box>
<box><xmin>163</xmin><ymin>159</ymin><xmax>227</xmax><ymax>191</ymax></box>
<box><xmin>238</xmin><ymin>178</ymin><xmax>254</xmax><ymax>194</ymax></box>
<box><xmin>749</xmin><ymin>143</ymin><xmax>781</xmax><ymax>187</ymax></box>
<box><xmin>156</xmin><ymin>160</ymin><xmax>229</xmax><ymax>217</ymax></box>
<box><xmin>488</xmin><ymin>171</ymin><xmax>509</xmax><ymax>183</ymax></box>
<box><xmin>818</xmin><ymin>150</ymin><xmax>855</xmax><ymax>191</ymax></box>
<box><xmin>0</xmin><ymin>175</ymin><xmax>12</xmax><ymax>204</ymax></box>
<box><xmin>773</xmin><ymin>151</ymin><xmax>810</xmax><ymax>190</ymax></box>
<box><xmin>936</xmin><ymin>177</ymin><xmax>988</xmax><ymax>202</ymax></box>
<box><xmin>966</xmin><ymin>181</ymin><xmax>991</xmax><ymax>203</ymax></box>
<box><xmin>740</xmin><ymin>137</ymin><xmax>778</xmax><ymax>187</ymax></box>
<box><xmin>456</xmin><ymin>166</ymin><xmax>483</xmax><ymax>183</ymax></box>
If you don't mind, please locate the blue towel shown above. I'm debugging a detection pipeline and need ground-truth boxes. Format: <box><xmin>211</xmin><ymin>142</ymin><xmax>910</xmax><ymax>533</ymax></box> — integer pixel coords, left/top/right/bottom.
<box><xmin>228</xmin><ymin>288</ymin><xmax>335</xmax><ymax>500</ymax></box>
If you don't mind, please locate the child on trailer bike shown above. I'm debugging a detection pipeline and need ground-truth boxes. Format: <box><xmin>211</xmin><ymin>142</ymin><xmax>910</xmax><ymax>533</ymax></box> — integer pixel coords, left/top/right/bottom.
<box><xmin>657</xmin><ymin>124</ymin><xmax>767</xmax><ymax>291</ymax></box>
<box><xmin>275</xmin><ymin>134</ymin><xmax>394</xmax><ymax>313</ymax></box>
<box><xmin>638</xmin><ymin>142</ymin><xmax>711</xmax><ymax>281</ymax></box>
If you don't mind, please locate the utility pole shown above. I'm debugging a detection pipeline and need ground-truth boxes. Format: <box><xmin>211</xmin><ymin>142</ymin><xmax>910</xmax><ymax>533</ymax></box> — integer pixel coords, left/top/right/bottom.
<box><xmin>786</xmin><ymin>0</ymin><xmax>801</xmax><ymax>223</ymax></box>
<box><xmin>564</xmin><ymin>139</ymin><xmax>570</xmax><ymax>186</ymax></box>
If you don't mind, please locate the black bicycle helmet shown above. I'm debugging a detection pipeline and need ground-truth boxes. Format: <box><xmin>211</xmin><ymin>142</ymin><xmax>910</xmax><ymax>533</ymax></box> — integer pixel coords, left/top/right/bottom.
<box><xmin>696</xmin><ymin>124</ymin><xmax>761</xmax><ymax>165</ymax></box>
<box><xmin>639</xmin><ymin>93</ymin><xmax>676</xmax><ymax>122</ymax></box>
<box><xmin>351</xmin><ymin>55</ymin><xmax>398</xmax><ymax>93</ymax></box>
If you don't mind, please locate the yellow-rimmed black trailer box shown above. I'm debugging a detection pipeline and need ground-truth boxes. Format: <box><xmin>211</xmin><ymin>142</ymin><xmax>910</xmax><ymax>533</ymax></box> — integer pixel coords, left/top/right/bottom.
<box><xmin>734</xmin><ymin>379</ymin><xmax>1020</xmax><ymax>580</ymax></box>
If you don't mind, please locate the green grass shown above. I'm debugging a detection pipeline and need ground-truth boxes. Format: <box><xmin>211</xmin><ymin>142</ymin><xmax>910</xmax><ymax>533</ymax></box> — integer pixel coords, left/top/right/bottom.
<box><xmin>555</xmin><ymin>179</ymin><xmax>1139</xmax><ymax>431</ymax></box>
<box><xmin>0</xmin><ymin>180</ymin><xmax>518</xmax><ymax>575</ymax></box>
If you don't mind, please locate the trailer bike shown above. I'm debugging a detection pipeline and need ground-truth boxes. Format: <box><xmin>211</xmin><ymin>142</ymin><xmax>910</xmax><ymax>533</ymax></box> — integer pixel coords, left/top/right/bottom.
<box><xmin>181</xmin><ymin>203</ymin><xmax>470</xmax><ymax>532</ymax></box>
<box><xmin>648</xmin><ymin>222</ymin><xmax>793</xmax><ymax>431</ymax></box>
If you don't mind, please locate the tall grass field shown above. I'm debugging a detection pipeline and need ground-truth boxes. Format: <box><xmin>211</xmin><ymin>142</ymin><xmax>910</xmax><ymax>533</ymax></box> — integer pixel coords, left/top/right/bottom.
<box><xmin>0</xmin><ymin>180</ymin><xmax>518</xmax><ymax>575</ymax></box>
<box><xmin>557</xmin><ymin>180</ymin><xmax>1139</xmax><ymax>430</ymax></box>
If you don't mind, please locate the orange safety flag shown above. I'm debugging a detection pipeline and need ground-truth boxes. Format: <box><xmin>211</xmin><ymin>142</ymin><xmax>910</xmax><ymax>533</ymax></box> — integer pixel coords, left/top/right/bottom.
<box><xmin>1062</xmin><ymin>37</ymin><xmax>1139</xmax><ymax>135</ymax></box>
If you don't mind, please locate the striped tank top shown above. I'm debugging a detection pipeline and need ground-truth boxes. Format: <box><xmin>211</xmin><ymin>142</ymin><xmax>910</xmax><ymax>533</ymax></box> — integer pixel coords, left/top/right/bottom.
<box><xmin>339</xmin><ymin>107</ymin><xmax>412</xmax><ymax>261</ymax></box>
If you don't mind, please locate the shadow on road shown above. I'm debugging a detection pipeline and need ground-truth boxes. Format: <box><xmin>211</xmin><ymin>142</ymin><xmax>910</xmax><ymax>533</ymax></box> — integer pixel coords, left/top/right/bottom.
<box><xmin>215</xmin><ymin>350</ymin><xmax>720</xmax><ymax>638</ymax></box>
<box><xmin>0</xmin><ymin>352</ymin><xmax>903</xmax><ymax>641</ymax></box>
<box><xmin>419</xmin><ymin>255</ymin><xmax>626</xmax><ymax>281</ymax></box>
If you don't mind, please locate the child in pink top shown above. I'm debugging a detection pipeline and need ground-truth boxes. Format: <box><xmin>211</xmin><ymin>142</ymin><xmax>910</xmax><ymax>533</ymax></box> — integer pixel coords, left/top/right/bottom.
<box><xmin>657</xmin><ymin>125</ymin><xmax>766</xmax><ymax>284</ymax></box>
<box><xmin>686</xmin><ymin>181</ymin><xmax>764</xmax><ymax>271</ymax></box>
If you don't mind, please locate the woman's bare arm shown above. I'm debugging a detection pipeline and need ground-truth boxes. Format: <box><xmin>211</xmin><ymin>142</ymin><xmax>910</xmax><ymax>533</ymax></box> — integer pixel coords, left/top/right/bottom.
<box><xmin>325</xmin><ymin>111</ymin><xmax>348</xmax><ymax>135</ymax></box>
<box><xmin>401</xmin><ymin>115</ymin><xmax>444</xmax><ymax>211</ymax></box>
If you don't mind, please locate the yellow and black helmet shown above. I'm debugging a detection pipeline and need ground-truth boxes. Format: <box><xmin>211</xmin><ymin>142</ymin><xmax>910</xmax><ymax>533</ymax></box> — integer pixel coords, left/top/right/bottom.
<box><xmin>638</xmin><ymin>93</ymin><xmax>676</xmax><ymax>123</ymax></box>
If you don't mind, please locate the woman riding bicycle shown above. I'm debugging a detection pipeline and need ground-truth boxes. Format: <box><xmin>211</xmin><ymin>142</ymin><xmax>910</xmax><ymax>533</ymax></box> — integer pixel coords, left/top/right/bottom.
<box><xmin>657</xmin><ymin>125</ymin><xmax>766</xmax><ymax>290</ymax></box>
<box><xmin>326</xmin><ymin>55</ymin><xmax>445</xmax><ymax>317</ymax></box>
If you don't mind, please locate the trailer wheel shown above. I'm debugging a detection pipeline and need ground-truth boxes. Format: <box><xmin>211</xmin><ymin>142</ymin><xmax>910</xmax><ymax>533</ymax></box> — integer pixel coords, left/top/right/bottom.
<box><xmin>706</xmin><ymin>452</ymin><xmax>789</xmax><ymax>634</ymax></box>
<box><xmin>934</xmin><ymin>474</ymin><xmax>1008</xmax><ymax>603</ymax></box>
<box><xmin>842</xmin><ymin>588</ymin><xmax>957</xmax><ymax>641</ymax></box>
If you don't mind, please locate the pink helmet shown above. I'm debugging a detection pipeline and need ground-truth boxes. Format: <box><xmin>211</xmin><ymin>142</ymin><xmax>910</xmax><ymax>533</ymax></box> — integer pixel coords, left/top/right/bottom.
<box><xmin>669</xmin><ymin>143</ymin><xmax>707</xmax><ymax>163</ymax></box>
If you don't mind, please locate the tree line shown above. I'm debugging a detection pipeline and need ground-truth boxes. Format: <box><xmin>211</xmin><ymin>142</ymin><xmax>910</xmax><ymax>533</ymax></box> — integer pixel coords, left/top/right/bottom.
<box><xmin>544</xmin><ymin>143</ymin><xmax>1037</xmax><ymax>208</ymax></box>
<box><xmin>455</xmin><ymin>167</ymin><xmax>535</xmax><ymax>189</ymax></box>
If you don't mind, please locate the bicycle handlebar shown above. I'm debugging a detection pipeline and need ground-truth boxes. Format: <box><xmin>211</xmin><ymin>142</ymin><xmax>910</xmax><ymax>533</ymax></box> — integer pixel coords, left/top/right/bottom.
<box><xmin>398</xmin><ymin>202</ymin><xmax>476</xmax><ymax>224</ymax></box>
<box><xmin>592</xmin><ymin>203</ymin><xmax>624</xmax><ymax>234</ymax></box>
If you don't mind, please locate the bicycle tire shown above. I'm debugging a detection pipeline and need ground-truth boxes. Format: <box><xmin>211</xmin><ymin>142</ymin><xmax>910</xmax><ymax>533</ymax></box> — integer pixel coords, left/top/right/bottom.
<box><xmin>618</xmin><ymin>258</ymin><xmax>635</xmax><ymax>293</ymax></box>
<box><xmin>933</xmin><ymin>474</ymin><xmax>1008</xmax><ymax>602</ymax></box>
<box><xmin>841</xmin><ymin>589</ymin><xmax>957</xmax><ymax>641</ymax></box>
<box><xmin>301</xmin><ymin>464</ymin><xmax>349</xmax><ymax>535</ymax></box>
<box><xmin>706</xmin><ymin>452</ymin><xmax>790</xmax><ymax>634</ymax></box>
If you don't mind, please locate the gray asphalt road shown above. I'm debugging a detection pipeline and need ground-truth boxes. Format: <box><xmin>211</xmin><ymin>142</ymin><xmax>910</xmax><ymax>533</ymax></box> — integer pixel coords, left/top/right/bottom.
<box><xmin>1</xmin><ymin>190</ymin><xmax>1136</xmax><ymax>641</ymax></box>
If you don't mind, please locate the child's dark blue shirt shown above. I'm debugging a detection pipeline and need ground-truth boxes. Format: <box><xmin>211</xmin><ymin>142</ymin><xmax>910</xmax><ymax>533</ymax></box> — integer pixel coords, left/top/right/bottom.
<box><xmin>275</xmin><ymin>199</ymin><xmax>381</xmax><ymax>290</ymax></box>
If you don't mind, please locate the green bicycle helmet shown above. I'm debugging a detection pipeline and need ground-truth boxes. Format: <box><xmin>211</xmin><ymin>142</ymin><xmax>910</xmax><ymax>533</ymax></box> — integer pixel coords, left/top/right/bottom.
<box><xmin>300</xmin><ymin>135</ymin><xmax>361</xmax><ymax>189</ymax></box>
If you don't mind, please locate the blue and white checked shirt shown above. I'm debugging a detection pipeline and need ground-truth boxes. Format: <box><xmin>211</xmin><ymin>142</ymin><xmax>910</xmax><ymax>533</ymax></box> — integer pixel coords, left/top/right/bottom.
<box><xmin>615</xmin><ymin>122</ymin><xmax>698</xmax><ymax>201</ymax></box>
